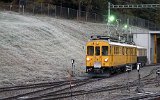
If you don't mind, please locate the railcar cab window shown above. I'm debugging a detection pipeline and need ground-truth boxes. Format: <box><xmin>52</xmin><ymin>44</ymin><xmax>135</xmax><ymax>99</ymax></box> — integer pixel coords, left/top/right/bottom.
<box><xmin>95</xmin><ymin>46</ymin><xmax>100</xmax><ymax>56</ymax></box>
<box><xmin>87</xmin><ymin>46</ymin><xmax>94</xmax><ymax>56</ymax></box>
<box><xmin>102</xmin><ymin>46</ymin><xmax>108</xmax><ymax>56</ymax></box>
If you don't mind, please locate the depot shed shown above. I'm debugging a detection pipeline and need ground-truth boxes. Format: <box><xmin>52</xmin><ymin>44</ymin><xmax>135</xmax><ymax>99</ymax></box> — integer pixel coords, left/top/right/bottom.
<box><xmin>133</xmin><ymin>31</ymin><xmax>160</xmax><ymax>64</ymax></box>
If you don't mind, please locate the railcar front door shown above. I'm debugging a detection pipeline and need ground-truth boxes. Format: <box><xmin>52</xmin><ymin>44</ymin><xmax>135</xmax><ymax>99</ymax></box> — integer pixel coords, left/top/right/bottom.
<box><xmin>94</xmin><ymin>46</ymin><xmax>102</xmax><ymax>69</ymax></box>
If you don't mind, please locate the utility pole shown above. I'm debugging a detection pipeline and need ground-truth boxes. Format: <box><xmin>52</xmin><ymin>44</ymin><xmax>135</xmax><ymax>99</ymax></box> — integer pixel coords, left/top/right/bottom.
<box><xmin>116</xmin><ymin>19</ymin><xmax>121</xmax><ymax>41</ymax></box>
<box><xmin>108</xmin><ymin>2</ymin><xmax>111</xmax><ymax>23</ymax></box>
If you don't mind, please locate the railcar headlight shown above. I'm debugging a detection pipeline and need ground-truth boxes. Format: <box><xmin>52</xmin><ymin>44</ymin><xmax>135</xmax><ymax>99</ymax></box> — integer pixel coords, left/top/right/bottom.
<box><xmin>87</xmin><ymin>58</ymin><xmax>90</xmax><ymax>61</ymax></box>
<box><xmin>104</xmin><ymin>58</ymin><xmax>108</xmax><ymax>62</ymax></box>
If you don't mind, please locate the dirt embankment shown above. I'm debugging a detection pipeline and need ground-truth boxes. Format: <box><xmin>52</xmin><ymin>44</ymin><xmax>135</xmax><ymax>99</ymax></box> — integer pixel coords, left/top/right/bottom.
<box><xmin>0</xmin><ymin>11</ymin><xmax>108</xmax><ymax>86</ymax></box>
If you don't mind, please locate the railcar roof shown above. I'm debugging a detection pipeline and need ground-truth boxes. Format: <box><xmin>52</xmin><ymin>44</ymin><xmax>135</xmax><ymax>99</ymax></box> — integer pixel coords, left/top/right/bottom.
<box><xmin>109</xmin><ymin>42</ymin><xmax>137</xmax><ymax>48</ymax></box>
<box><xmin>88</xmin><ymin>40</ymin><xmax>143</xmax><ymax>48</ymax></box>
<box><xmin>136</xmin><ymin>45</ymin><xmax>146</xmax><ymax>49</ymax></box>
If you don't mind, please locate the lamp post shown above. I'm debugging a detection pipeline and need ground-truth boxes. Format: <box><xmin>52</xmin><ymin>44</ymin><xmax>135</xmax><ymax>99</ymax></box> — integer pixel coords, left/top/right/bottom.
<box><xmin>129</xmin><ymin>27</ymin><xmax>132</xmax><ymax>42</ymax></box>
<box><xmin>107</xmin><ymin>15</ymin><xmax>115</xmax><ymax>37</ymax></box>
<box><xmin>123</xmin><ymin>24</ymin><xmax>129</xmax><ymax>42</ymax></box>
<box><xmin>108</xmin><ymin>15</ymin><xmax>115</xmax><ymax>23</ymax></box>
<box><xmin>123</xmin><ymin>18</ymin><xmax>132</xmax><ymax>43</ymax></box>
<box><xmin>124</xmin><ymin>26</ymin><xmax>132</xmax><ymax>42</ymax></box>
<box><xmin>116</xmin><ymin>19</ymin><xmax>121</xmax><ymax>41</ymax></box>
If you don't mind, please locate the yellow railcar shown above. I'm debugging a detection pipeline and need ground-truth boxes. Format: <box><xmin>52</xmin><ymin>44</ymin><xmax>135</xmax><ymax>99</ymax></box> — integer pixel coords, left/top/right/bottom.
<box><xmin>137</xmin><ymin>46</ymin><xmax>147</xmax><ymax>67</ymax></box>
<box><xmin>86</xmin><ymin>36</ymin><xmax>137</xmax><ymax>74</ymax></box>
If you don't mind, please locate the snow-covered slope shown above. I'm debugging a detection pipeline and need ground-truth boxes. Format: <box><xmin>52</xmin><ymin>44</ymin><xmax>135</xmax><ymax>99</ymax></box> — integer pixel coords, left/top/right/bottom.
<box><xmin>0</xmin><ymin>11</ymin><xmax>108</xmax><ymax>86</ymax></box>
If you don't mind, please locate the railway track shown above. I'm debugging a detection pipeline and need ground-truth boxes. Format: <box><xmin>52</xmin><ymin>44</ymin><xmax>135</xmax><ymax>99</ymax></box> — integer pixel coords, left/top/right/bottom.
<box><xmin>0</xmin><ymin>78</ymin><xmax>89</xmax><ymax>99</ymax></box>
<box><xmin>39</xmin><ymin>76</ymin><xmax>158</xmax><ymax>100</ymax></box>
<box><xmin>0</xmin><ymin>80</ymin><xmax>70</xmax><ymax>92</ymax></box>
<box><xmin>26</xmin><ymin>67</ymin><xmax>160</xmax><ymax>100</ymax></box>
<box><xmin>131</xmin><ymin>66</ymin><xmax>160</xmax><ymax>85</ymax></box>
<box><xmin>0</xmin><ymin>77</ymin><xmax>106</xmax><ymax>100</ymax></box>
<box><xmin>141</xmin><ymin>66</ymin><xmax>160</xmax><ymax>79</ymax></box>
<box><xmin>1</xmin><ymin>66</ymin><xmax>160</xmax><ymax>100</ymax></box>
<box><xmin>120</xmin><ymin>92</ymin><xmax>160</xmax><ymax>100</ymax></box>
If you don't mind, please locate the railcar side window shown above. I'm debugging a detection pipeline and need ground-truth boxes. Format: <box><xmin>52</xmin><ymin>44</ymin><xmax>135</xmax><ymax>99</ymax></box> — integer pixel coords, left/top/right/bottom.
<box><xmin>110</xmin><ymin>46</ymin><xmax>112</xmax><ymax>55</ymax></box>
<box><xmin>95</xmin><ymin>46</ymin><xmax>100</xmax><ymax>56</ymax></box>
<box><xmin>126</xmin><ymin>48</ymin><xmax>127</xmax><ymax>55</ymax></box>
<box><xmin>145</xmin><ymin>50</ymin><xmax>147</xmax><ymax>56</ymax></box>
<box><xmin>122</xmin><ymin>47</ymin><xmax>124</xmax><ymax>55</ymax></box>
<box><xmin>87</xmin><ymin>46</ymin><xmax>94</xmax><ymax>56</ymax></box>
<box><xmin>102</xmin><ymin>46</ymin><xmax>108</xmax><ymax>56</ymax></box>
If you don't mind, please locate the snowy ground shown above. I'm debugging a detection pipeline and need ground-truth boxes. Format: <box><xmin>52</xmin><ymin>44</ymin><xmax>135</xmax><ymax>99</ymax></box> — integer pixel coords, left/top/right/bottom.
<box><xmin>0</xmin><ymin>11</ymin><xmax>109</xmax><ymax>87</ymax></box>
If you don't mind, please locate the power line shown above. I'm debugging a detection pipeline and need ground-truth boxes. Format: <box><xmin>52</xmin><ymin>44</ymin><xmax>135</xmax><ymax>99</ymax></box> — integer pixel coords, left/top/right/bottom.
<box><xmin>110</xmin><ymin>3</ymin><xmax>160</xmax><ymax>9</ymax></box>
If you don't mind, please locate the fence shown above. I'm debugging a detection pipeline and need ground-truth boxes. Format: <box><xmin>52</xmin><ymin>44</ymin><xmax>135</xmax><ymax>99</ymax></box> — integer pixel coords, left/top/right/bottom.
<box><xmin>0</xmin><ymin>2</ymin><xmax>160</xmax><ymax>30</ymax></box>
<box><xmin>116</xmin><ymin>13</ymin><xmax>160</xmax><ymax>30</ymax></box>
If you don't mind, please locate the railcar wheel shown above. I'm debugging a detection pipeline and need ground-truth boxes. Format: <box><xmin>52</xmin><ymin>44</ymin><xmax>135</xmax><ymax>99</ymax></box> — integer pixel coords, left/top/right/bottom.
<box><xmin>106</xmin><ymin>73</ymin><xmax>111</xmax><ymax>77</ymax></box>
